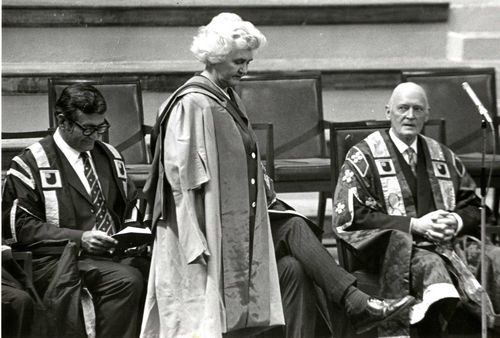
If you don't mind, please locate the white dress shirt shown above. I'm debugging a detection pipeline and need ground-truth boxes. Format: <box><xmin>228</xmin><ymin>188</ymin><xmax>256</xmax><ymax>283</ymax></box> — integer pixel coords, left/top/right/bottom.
<box><xmin>389</xmin><ymin>128</ymin><xmax>418</xmax><ymax>166</ymax></box>
<box><xmin>53</xmin><ymin>128</ymin><xmax>95</xmax><ymax>196</ymax></box>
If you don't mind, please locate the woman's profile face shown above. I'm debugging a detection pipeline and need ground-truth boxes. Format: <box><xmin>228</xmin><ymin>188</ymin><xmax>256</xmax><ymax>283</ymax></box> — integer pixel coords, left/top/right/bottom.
<box><xmin>212</xmin><ymin>47</ymin><xmax>253</xmax><ymax>88</ymax></box>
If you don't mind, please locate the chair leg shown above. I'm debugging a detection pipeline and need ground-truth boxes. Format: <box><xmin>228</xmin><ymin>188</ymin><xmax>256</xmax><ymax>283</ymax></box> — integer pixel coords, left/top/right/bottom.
<box><xmin>317</xmin><ymin>192</ymin><xmax>328</xmax><ymax>230</ymax></box>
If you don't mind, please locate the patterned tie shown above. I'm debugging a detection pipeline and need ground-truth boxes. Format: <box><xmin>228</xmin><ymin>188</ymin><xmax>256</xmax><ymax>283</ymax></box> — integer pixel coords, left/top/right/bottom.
<box><xmin>405</xmin><ymin>148</ymin><xmax>417</xmax><ymax>176</ymax></box>
<box><xmin>80</xmin><ymin>152</ymin><xmax>115</xmax><ymax>235</ymax></box>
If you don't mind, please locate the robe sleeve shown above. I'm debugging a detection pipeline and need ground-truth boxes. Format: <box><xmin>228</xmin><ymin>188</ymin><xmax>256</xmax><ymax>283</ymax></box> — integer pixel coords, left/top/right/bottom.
<box><xmin>164</xmin><ymin>98</ymin><xmax>211</xmax><ymax>264</ymax></box>
<box><xmin>451</xmin><ymin>155</ymin><xmax>482</xmax><ymax>235</ymax></box>
<box><xmin>333</xmin><ymin>147</ymin><xmax>411</xmax><ymax>234</ymax></box>
<box><xmin>2</xmin><ymin>153</ymin><xmax>84</xmax><ymax>246</ymax></box>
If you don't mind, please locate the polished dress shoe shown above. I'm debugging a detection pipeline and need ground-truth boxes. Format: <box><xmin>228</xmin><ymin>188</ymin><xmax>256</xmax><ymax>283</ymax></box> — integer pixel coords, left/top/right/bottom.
<box><xmin>351</xmin><ymin>295</ymin><xmax>416</xmax><ymax>334</ymax></box>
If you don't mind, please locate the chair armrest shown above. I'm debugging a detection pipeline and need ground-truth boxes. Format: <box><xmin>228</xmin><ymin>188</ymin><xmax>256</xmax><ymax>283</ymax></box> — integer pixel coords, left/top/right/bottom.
<box><xmin>11</xmin><ymin>251</ymin><xmax>43</xmax><ymax>303</ymax></box>
<box><xmin>11</xmin><ymin>251</ymin><xmax>34</xmax><ymax>285</ymax></box>
<box><xmin>251</xmin><ymin>123</ymin><xmax>275</xmax><ymax>180</ymax></box>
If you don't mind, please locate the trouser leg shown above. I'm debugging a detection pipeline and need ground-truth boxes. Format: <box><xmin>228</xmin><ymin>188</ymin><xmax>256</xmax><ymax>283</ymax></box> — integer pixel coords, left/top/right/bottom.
<box><xmin>411</xmin><ymin>248</ymin><xmax>458</xmax><ymax>337</ymax></box>
<box><xmin>278</xmin><ymin>256</ymin><xmax>316</xmax><ymax>338</ymax></box>
<box><xmin>1</xmin><ymin>285</ymin><xmax>34</xmax><ymax>338</ymax></box>
<box><xmin>271</xmin><ymin>216</ymin><xmax>356</xmax><ymax>304</ymax></box>
<box><xmin>80</xmin><ymin>257</ymin><xmax>144</xmax><ymax>338</ymax></box>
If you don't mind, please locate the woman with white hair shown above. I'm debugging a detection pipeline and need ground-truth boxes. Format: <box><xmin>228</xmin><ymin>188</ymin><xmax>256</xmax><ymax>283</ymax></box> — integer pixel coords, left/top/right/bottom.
<box><xmin>140</xmin><ymin>13</ymin><xmax>284</xmax><ymax>337</ymax></box>
<box><xmin>141</xmin><ymin>12</ymin><xmax>415</xmax><ymax>338</ymax></box>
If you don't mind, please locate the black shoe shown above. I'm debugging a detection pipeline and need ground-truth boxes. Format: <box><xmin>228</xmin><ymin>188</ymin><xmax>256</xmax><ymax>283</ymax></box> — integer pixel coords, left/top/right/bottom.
<box><xmin>351</xmin><ymin>295</ymin><xmax>416</xmax><ymax>334</ymax></box>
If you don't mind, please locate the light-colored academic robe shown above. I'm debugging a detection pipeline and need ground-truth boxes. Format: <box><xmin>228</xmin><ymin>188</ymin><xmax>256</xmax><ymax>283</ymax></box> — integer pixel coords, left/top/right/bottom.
<box><xmin>141</xmin><ymin>76</ymin><xmax>284</xmax><ymax>338</ymax></box>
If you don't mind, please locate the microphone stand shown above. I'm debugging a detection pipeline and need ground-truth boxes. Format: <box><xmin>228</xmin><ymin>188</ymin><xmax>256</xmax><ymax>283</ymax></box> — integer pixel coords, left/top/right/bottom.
<box><xmin>480</xmin><ymin>118</ymin><xmax>487</xmax><ymax>338</ymax></box>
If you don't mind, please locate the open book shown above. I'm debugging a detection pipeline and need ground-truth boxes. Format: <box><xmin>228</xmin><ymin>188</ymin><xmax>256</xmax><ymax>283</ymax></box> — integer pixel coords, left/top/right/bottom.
<box><xmin>112</xmin><ymin>226</ymin><xmax>153</xmax><ymax>249</ymax></box>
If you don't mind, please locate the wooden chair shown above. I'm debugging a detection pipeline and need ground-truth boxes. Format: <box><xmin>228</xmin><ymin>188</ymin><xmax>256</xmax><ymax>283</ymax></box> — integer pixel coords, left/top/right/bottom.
<box><xmin>47</xmin><ymin>77</ymin><xmax>151</xmax><ymax>164</ymax></box>
<box><xmin>2</xmin><ymin>130</ymin><xmax>54</xmax><ymax>179</ymax></box>
<box><xmin>329</xmin><ymin>119</ymin><xmax>446</xmax><ymax>336</ymax></box>
<box><xmin>402</xmin><ymin>67</ymin><xmax>499</xmax><ymax>221</ymax></box>
<box><xmin>401</xmin><ymin>67</ymin><xmax>497</xmax><ymax>154</ymax></box>
<box><xmin>235</xmin><ymin>71</ymin><xmax>333</xmax><ymax>228</ymax></box>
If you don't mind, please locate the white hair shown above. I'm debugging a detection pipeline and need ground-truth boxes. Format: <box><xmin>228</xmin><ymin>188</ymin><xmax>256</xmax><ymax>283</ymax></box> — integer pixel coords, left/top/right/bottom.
<box><xmin>190</xmin><ymin>13</ymin><xmax>267</xmax><ymax>65</ymax></box>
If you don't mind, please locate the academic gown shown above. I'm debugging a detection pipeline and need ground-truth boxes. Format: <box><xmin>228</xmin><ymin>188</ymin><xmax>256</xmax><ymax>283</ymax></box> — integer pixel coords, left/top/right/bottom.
<box><xmin>140</xmin><ymin>75</ymin><xmax>284</xmax><ymax>338</ymax></box>
<box><xmin>332</xmin><ymin>130</ymin><xmax>500</xmax><ymax>335</ymax></box>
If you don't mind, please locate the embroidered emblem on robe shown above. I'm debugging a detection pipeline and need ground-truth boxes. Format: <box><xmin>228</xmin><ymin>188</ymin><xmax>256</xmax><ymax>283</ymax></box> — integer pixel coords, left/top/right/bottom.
<box><xmin>40</xmin><ymin>170</ymin><xmax>62</xmax><ymax>189</ymax></box>
<box><xmin>387</xmin><ymin>193</ymin><xmax>404</xmax><ymax>216</ymax></box>
<box><xmin>348</xmin><ymin>147</ymin><xmax>369</xmax><ymax>177</ymax></box>
<box><xmin>433</xmin><ymin>161</ymin><xmax>451</xmax><ymax>179</ymax></box>
<box><xmin>114</xmin><ymin>159</ymin><xmax>127</xmax><ymax>179</ymax></box>
<box><xmin>375</xmin><ymin>159</ymin><xmax>396</xmax><ymax>176</ymax></box>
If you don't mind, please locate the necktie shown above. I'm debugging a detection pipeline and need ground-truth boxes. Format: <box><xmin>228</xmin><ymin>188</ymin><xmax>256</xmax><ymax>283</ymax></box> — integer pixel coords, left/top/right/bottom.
<box><xmin>405</xmin><ymin>148</ymin><xmax>417</xmax><ymax>176</ymax></box>
<box><xmin>80</xmin><ymin>152</ymin><xmax>115</xmax><ymax>235</ymax></box>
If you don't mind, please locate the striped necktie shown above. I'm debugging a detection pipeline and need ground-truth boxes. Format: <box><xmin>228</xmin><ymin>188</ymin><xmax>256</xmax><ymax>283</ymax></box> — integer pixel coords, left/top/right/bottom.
<box><xmin>80</xmin><ymin>152</ymin><xmax>115</xmax><ymax>235</ymax></box>
<box><xmin>405</xmin><ymin>147</ymin><xmax>417</xmax><ymax>176</ymax></box>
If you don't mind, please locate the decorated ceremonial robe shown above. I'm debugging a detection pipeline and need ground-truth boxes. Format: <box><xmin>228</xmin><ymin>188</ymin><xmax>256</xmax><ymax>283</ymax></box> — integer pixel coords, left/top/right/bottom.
<box><xmin>2</xmin><ymin>135</ymin><xmax>138</xmax><ymax>247</ymax></box>
<box><xmin>140</xmin><ymin>76</ymin><xmax>284</xmax><ymax>338</ymax></box>
<box><xmin>333</xmin><ymin>130</ymin><xmax>500</xmax><ymax>335</ymax></box>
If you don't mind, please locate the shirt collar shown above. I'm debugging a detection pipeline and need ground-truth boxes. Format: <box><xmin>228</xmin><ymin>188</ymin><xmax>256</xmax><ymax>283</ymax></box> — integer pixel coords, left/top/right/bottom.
<box><xmin>53</xmin><ymin>128</ymin><xmax>87</xmax><ymax>165</ymax></box>
<box><xmin>389</xmin><ymin>128</ymin><xmax>418</xmax><ymax>154</ymax></box>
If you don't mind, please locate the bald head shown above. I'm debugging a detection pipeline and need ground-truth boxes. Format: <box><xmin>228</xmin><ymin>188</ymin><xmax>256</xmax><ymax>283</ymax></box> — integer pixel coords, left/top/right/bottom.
<box><xmin>388</xmin><ymin>82</ymin><xmax>429</xmax><ymax>108</ymax></box>
<box><xmin>386</xmin><ymin>82</ymin><xmax>430</xmax><ymax>145</ymax></box>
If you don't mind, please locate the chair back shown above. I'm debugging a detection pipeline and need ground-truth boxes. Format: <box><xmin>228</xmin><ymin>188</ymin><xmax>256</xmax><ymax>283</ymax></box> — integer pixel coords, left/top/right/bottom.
<box><xmin>48</xmin><ymin>78</ymin><xmax>148</xmax><ymax>164</ymax></box>
<box><xmin>235</xmin><ymin>72</ymin><xmax>325</xmax><ymax>159</ymax></box>
<box><xmin>402</xmin><ymin>68</ymin><xmax>498</xmax><ymax>154</ymax></box>
<box><xmin>2</xmin><ymin>130</ymin><xmax>53</xmax><ymax>171</ymax></box>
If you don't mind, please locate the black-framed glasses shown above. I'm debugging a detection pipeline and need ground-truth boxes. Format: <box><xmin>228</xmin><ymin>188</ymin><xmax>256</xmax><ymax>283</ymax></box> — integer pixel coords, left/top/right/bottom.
<box><xmin>70</xmin><ymin>119</ymin><xmax>111</xmax><ymax>136</ymax></box>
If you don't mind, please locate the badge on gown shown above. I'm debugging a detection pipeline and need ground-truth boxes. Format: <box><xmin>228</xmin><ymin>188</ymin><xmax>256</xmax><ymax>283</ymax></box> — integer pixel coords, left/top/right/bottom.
<box><xmin>432</xmin><ymin>161</ymin><xmax>450</xmax><ymax>179</ymax></box>
<box><xmin>375</xmin><ymin>159</ymin><xmax>396</xmax><ymax>176</ymax></box>
<box><xmin>114</xmin><ymin>159</ymin><xmax>127</xmax><ymax>179</ymax></box>
<box><xmin>40</xmin><ymin>169</ymin><xmax>62</xmax><ymax>189</ymax></box>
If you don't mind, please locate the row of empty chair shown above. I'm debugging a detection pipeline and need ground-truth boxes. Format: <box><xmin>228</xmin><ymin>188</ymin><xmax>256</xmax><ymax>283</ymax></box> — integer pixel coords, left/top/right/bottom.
<box><xmin>2</xmin><ymin>67</ymin><xmax>499</xmax><ymax>229</ymax></box>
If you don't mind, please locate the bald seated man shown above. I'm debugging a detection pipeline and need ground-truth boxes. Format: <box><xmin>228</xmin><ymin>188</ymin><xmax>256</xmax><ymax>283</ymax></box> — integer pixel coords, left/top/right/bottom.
<box><xmin>332</xmin><ymin>82</ymin><xmax>500</xmax><ymax>337</ymax></box>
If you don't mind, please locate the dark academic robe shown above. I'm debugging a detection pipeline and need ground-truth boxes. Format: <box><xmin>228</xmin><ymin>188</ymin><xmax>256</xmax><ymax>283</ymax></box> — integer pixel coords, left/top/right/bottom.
<box><xmin>333</xmin><ymin>130</ymin><xmax>499</xmax><ymax>335</ymax></box>
<box><xmin>1</xmin><ymin>135</ymin><xmax>142</xmax><ymax>337</ymax></box>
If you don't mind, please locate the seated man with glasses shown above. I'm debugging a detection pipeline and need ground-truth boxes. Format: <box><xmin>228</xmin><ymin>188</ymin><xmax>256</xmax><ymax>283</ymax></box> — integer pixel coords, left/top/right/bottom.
<box><xmin>2</xmin><ymin>83</ymin><xmax>148</xmax><ymax>338</ymax></box>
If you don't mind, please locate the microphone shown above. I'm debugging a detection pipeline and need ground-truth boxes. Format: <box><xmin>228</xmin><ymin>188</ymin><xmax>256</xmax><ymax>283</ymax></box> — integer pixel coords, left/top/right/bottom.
<box><xmin>461</xmin><ymin>82</ymin><xmax>493</xmax><ymax>124</ymax></box>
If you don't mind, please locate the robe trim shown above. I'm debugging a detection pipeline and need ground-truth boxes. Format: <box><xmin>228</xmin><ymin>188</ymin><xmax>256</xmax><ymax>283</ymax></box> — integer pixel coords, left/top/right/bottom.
<box><xmin>365</xmin><ymin>132</ymin><xmax>458</xmax><ymax>214</ymax></box>
<box><xmin>101</xmin><ymin>142</ymin><xmax>128</xmax><ymax>197</ymax></box>
<box><xmin>347</xmin><ymin>146</ymin><xmax>369</xmax><ymax>177</ymax></box>
<box><xmin>124</xmin><ymin>199</ymin><xmax>140</xmax><ymax>223</ymax></box>
<box><xmin>13</xmin><ymin>156</ymin><xmax>34</xmax><ymax>180</ymax></box>
<box><xmin>422</xmin><ymin>136</ymin><xmax>456</xmax><ymax>211</ymax></box>
<box><xmin>7</xmin><ymin>168</ymin><xmax>35</xmax><ymax>190</ymax></box>
<box><xmin>28</xmin><ymin>142</ymin><xmax>60</xmax><ymax>226</ymax></box>
<box><xmin>335</xmin><ymin>187</ymin><xmax>357</xmax><ymax>232</ymax></box>
<box><xmin>5</xmin><ymin>199</ymin><xmax>19</xmax><ymax>244</ymax></box>
<box><xmin>366</xmin><ymin>132</ymin><xmax>408</xmax><ymax>216</ymax></box>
